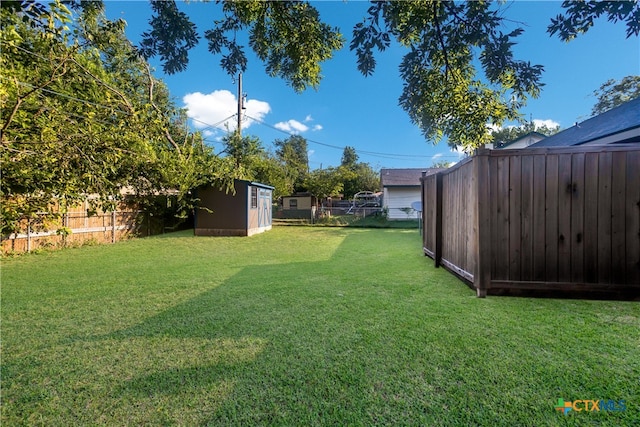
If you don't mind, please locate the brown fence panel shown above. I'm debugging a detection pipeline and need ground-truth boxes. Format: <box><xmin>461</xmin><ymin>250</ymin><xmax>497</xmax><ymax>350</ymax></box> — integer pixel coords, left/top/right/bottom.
<box><xmin>422</xmin><ymin>173</ymin><xmax>438</xmax><ymax>258</ymax></box>
<box><xmin>422</xmin><ymin>145</ymin><xmax>640</xmax><ymax>298</ymax></box>
<box><xmin>626</xmin><ymin>150</ymin><xmax>640</xmax><ymax>284</ymax></box>
<box><xmin>2</xmin><ymin>207</ymin><xmax>141</xmax><ymax>254</ymax></box>
<box><xmin>583</xmin><ymin>153</ymin><xmax>599</xmax><ymax>282</ymax></box>
<box><xmin>532</xmin><ymin>154</ymin><xmax>546</xmax><ymax>281</ymax></box>
<box><xmin>439</xmin><ymin>159</ymin><xmax>477</xmax><ymax>282</ymax></box>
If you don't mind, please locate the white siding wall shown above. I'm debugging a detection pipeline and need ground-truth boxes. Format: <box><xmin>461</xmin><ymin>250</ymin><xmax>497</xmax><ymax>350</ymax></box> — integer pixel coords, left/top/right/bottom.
<box><xmin>383</xmin><ymin>187</ymin><xmax>421</xmax><ymax>220</ymax></box>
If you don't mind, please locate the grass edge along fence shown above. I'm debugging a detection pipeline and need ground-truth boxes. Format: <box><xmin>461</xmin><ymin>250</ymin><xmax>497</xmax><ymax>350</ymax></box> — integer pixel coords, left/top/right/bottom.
<box><xmin>421</xmin><ymin>145</ymin><xmax>640</xmax><ymax>299</ymax></box>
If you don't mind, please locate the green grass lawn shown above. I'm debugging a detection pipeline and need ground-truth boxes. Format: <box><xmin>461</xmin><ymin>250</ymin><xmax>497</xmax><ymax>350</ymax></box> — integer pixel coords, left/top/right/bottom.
<box><xmin>2</xmin><ymin>227</ymin><xmax>638</xmax><ymax>426</ymax></box>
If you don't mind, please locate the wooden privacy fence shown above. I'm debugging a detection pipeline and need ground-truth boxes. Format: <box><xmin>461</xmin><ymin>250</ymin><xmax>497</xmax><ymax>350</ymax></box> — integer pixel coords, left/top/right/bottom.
<box><xmin>421</xmin><ymin>145</ymin><xmax>640</xmax><ymax>298</ymax></box>
<box><xmin>2</xmin><ymin>202</ymin><xmax>142</xmax><ymax>254</ymax></box>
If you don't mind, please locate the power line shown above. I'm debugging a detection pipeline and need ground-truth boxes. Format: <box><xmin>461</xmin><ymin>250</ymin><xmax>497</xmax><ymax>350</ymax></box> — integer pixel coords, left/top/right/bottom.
<box><xmin>244</xmin><ymin>114</ymin><xmax>463</xmax><ymax>161</ymax></box>
<box><xmin>3</xmin><ymin>77</ymin><xmax>132</xmax><ymax>115</ymax></box>
<box><xmin>189</xmin><ymin>114</ymin><xmax>237</xmax><ymax>133</ymax></box>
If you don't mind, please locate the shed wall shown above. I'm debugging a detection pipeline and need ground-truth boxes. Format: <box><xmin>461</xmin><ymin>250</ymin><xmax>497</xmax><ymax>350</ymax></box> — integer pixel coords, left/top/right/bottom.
<box><xmin>195</xmin><ymin>182</ymin><xmax>248</xmax><ymax>236</ymax></box>
<box><xmin>282</xmin><ymin>196</ymin><xmax>313</xmax><ymax>210</ymax></box>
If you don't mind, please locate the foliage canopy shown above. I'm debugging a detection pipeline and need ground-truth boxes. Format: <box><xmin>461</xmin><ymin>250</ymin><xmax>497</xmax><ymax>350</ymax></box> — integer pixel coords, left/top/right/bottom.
<box><xmin>0</xmin><ymin>1</ymin><xmax>235</xmax><ymax>235</ymax></box>
<box><xmin>590</xmin><ymin>75</ymin><xmax>640</xmax><ymax>116</ymax></box>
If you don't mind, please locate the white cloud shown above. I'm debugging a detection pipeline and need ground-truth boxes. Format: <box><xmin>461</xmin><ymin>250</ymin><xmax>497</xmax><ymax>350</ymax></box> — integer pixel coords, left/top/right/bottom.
<box><xmin>450</xmin><ymin>145</ymin><xmax>469</xmax><ymax>157</ymax></box>
<box><xmin>489</xmin><ymin>118</ymin><xmax>561</xmax><ymax>133</ymax></box>
<box><xmin>274</xmin><ymin>115</ymin><xmax>323</xmax><ymax>134</ymax></box>
<box><xmin>308</xmin><ymin>149</ymin><xmax>315</xmax><ymax>157</ymax></box>
<box><xmin>532</xmin><ymin>119</ymin><xmax>560</xmax><ymax>129</ymax></box>
<box><xmin>244</xmin><ymin>98</ymin><xmax>272</xmax><ymax>127</ymax></box>
<box><xmin>431</xmin><ymin>153</ymin><xmax>443</xmax><ymax>161</ymax></box>
<box><xmin>182</xmin><ymin>90</ymin><xmax>270</xmax><ymax>132</ymax></box>
<box><xmin>486</xmin><ymin>123</ymin><xmax>502</xmax><ymax>132</ymax></box>
<box><xmin>274</xmin><ymin>119</ymin><xmax>309</xmax><ymax>134</ymax></box>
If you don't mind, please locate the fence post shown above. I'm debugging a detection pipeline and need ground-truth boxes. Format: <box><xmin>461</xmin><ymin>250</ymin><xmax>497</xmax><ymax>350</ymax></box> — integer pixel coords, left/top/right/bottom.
<box><xmin>421</xmin><ymin>172</ymin><xmax>426</xmax><ymax>239</ymax></box>
<box><xmin>435</xmin><ymin>172</ymin><xmax>443</xmax><ymax>268</ymax></box>
<box><xmin>27</xmin><ymin>217</ymin><xmax>31</xmax><ymax>253</ymax></box>
<box><xmin>475</xmin><ymin>150</ymin><xmax>491</xmax><ymax>297</ymax></box>
<box><xmin>112</xmin><ymin>210</ymin><xmax>116</xmax><ymax>243</ymax></box>
<box><xmin>63</xmin><ymin>212</ymin><xmax>68</xmax><ymax>247</ymax></box>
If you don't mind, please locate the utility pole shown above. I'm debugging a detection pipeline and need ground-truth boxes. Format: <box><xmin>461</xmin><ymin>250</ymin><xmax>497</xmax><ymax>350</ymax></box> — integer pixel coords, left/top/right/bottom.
<box><xmin>237</xmin><ymin>73</ymin><xmax>245</xmax><ymax>137</ymax></box>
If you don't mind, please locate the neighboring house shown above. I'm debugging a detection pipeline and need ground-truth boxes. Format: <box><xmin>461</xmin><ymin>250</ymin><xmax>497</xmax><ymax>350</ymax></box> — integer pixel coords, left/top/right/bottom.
<box><xmin>278</xmin><ymin>193</ymin><xmax>317</xmax><ymax>220</ymax></box>
<box><xmin>530</xmin><ymin>97</ymin><xmax>640</xmax><ymax>148</ymax></box>
<box><xmin>195</xmin><ymin>179</ymin><xmax>273</xmax><ymax>237</ymax></box>
<box><xmin>381</xmin><ymin>168</ymin><xmax>440</xmax><ymax>220</ymax></box>
<box><xmin>488</xmin><ymin>131</ymin><xmax>547</xmax><ymax>149</ymax></box>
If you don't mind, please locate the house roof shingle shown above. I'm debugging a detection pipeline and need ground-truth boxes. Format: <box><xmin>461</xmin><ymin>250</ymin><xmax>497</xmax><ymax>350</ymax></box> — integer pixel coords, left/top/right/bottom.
<box><xmin>530</xmin><ymin>97</ymin><xmax>640</xmax><ymax>148</ymax></box>
<box><xmin>380</xmin><ymin>168</ymin><xmax>440</xmax><ymax>187</ymax></box>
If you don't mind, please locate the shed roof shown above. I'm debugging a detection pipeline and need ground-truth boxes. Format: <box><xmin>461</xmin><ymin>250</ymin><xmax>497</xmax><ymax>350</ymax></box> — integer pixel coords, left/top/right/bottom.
<box><xmin>530</xmin><ymin>97</ymin><xmax>640</xmax><ymax>147</ymax></box>
<box><xmin>244</xmin><ymin>180</ymin><xmax>275</xmax><ymax>190</ymax></box>
<box><xmin>380</xmin><ymin>168</ymin><xmax>440</xmax><ymax>187</ymax></box>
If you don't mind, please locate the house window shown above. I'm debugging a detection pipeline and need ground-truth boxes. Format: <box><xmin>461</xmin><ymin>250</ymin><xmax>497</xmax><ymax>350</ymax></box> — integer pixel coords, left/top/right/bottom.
<box><xmin>251</xmin><ymin>187</ymin><xmax>258</xmax><ymax>209</ymax></box>
<box><xmin>289</xmin><ymin>199</ymin><xmax>298</xmax><ymax>209</ymax></box>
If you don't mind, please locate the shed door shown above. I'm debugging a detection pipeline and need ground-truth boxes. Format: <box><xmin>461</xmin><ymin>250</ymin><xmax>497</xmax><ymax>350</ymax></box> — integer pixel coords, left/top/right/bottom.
<box><xmin>258</xmin><ymin>189</ymin><xmax>271</xmax><ymax>227</ymax></box>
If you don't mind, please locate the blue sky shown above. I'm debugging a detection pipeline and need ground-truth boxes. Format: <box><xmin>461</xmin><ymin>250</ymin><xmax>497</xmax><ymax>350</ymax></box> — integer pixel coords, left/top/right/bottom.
<box><xmin>105</xmin><ymin>1</ymin><xmax>639</xmax><ymax>170</ymax></box>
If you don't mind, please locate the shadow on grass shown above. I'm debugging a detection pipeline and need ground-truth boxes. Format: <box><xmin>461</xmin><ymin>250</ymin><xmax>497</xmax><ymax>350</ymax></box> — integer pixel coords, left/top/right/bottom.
<box><xmin>84</xmin><ymin>230</ymin><xmax>444</xmax><ymax>423</ymax></box>
<box><xmin>119</xmin><ymin>364</ymin><xmax>234</xmax><ymax>397</ymax></box>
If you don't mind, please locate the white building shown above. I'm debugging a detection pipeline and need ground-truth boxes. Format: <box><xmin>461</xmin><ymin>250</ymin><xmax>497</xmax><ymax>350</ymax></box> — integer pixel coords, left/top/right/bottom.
<box><xmin>380</xmin><ymin>168</ymin><xmax>440</xmax><ymax>220</ymax></box>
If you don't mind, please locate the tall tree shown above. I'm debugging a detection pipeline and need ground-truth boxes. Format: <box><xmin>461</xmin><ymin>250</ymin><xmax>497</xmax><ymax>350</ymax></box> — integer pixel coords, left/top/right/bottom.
<box><xmin>304</xmin><ymin>167</ymin><xmax>344</xmax><ymax>200</ymax></box>
<box><xmin>489</xmin><ymin>121</ymin><xmax>560</xmax><ymax>148</ymax></box>
<box><xmin>140</xmin><ymin>0</ymin><xmax>344</xmax><ymax>92</ymax></box>
<box><xmin>341</xmin><ymin>163</ymin><xmax>380</xmax><ymax>199</ymax></box>
<box><xmin>221</xmin><ymin>132</ymin><xmax>262</xmax><ymax>169</ymax></box>
<box><xmin>548</xmin><ymin>1</ymin><xmax>640</xmax><ymax>41</ymax></box>
<box><xmin>7</xmin><ymin>0</ymin><xmax>638</xmax><ymax>162</ymax></box>
<box><xmin>0</xmin><ymin>1</ymin><xmax>234</xmax><ymax>235</ymax></box>
<box><xmin>591</xmin><ymin>75</ymin><xmax>640</xmax><ymax>116</ymax></box>
<box><xmin>338</xmin><ymin>146</ymin><xmax>378</xmax><ymax>199</ymax></box>
<box><xmin>340</xmin><ymin>146</ymin><xmax>359</xmax><ymax>169</ymax></box>
<box><xmin>247</xmin><ymin>151</ymin><xmax>292</xmax><ymax>199</ymax></box>
<box><xmin>431</xmin><ymin>160</ymin><xmax>453</xmax><ymax>169</ymax></box>
<box><xmin>351</xmin><ymin>1</ymin><xmax>547</xmax><ymax>150</ymax></box>
<box><xmin>218</xmin><ymin>132</ymin><xmax>294</xmax><ymax>198</ymax></box>
<box><xmin>273</xmin><ymin>135</ymin><xmax>309</xmax><ymax>193</ymax></box>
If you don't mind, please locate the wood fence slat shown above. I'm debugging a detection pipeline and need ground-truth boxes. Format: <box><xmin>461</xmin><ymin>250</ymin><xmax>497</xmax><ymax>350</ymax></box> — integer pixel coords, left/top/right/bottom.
<box><xmin>509</xmin><ymin>155</ymin><xmax>522</xmax><ymax>281</ymax></box>
<box><xmin>456</xmin><ymin>165</ymin><xmax>470</xmax><ymax>271</ymax></box>
<box><xmin>545</xmin><ymin>155</ymin><xmax>559</xmax><ymax>282</ymax></box>
<box><xmin>532</xmin><ymin>154</ymin><xmax>546</xmax><ymax>281</ymax></box>
<box><xmin>435</xmin><ymin>173</ymin><xmax>443</xmax><ymax>266</ymax></box>
<box><xmin>598</xmin><ymin>151</ymin><xmax>613</xmax><ymax>284</ymax></box>
<box><xmin>429</xmin><ymin>175</ymin><xmax>436</xmax><ymax>254</ymax></box>
<box><xmin>489</xmin><ymin>156</ymin><xmax>499</xmax><ymax>280</ymax></box>
<box><xmin>611</xmin><ymin>151</ymin><xmax>627</xmax><ymax>284</ymax></box>
<box><xmin>465</xmin><ymin>166</ymin><xmax>474</xmax><ymax>274</ymax></box>
<box><xmin>456</xmin><ymin>168</ymin><xmax>461</xmax><ymax>269</ymax></box>
<box><xmin>476</xmin><ymin>152</ymin><xmax>491</xmax><ymax>296</ymax></box>
<box><xmin>583</xmin><ymin>153</ymin><xmax>599</xmax><ymax>283</ymax></box>
<box><xmin>461</xmin><ymin>167</ymin><xmax>467</xmax><ymax>271</ymax></box>
<box><xmin>458</xmin><ymin>167</ymin><xmax>465</xmax><ymax>270</ymax></box>
<box><xmin>521</xmin><ymin>154</ymin><xmax>534</xmax><ymax>280</ymax></box>
<box><xmin>557</xmin><ymin>154</ymin><xmax>573</xmax><ymax>283</ymax></box>
<box><xmin>495</xmin><ymin>156</ymin><xmax>510</xmax><ymax>280</ymax></box>
<box><xmin>443</xmin><ymin>174</ymin><xmax>451</xmax><ymax>265</ymax></box>
<box><xmin>469</xmin><ymin>163</ymin><xmax>478</xmax><ymax>278</ymax></box>
<box><xmin>571</xmin><ymin>153</ymin><xmax>585</xmax><ymax>283</ymax></box>
<box><xmin>452</xmin><ymin>170</ymin><xmax>459</xmax><ymax>267</ymax></box>
<box><xmin>625</xmin><ymin>150</ymin><xmax>640</xmax><ymax>284</ymax></box>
